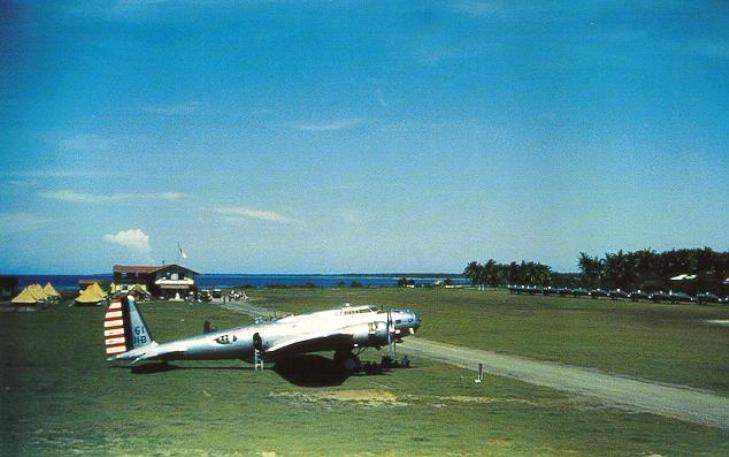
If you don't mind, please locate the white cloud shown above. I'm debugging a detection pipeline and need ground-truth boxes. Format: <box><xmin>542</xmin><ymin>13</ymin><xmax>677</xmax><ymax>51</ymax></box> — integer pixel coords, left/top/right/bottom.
<box><xmin>144</xmin><ymin>101</ymin><xmax>202</xmax><ymax>116</ymax></box>
<box><xmin>376</xmin><ymin>88</ymin><xmax>388</xmax><ymax>108</ymax></box>
<box><xmin>537</xmin><ymin>112</ymin><xmax>557</xmax><ymax>123</ymax></box>
<box><xmin>294</xmin><ymin>118</ymin><xmax>366</xmax><ymax>132</ymax></box>
<box><xmin>679</xmin><ymin>41</ymin><xmax>729</xmax><ymax>60</ymax></box>
<box><xmin>415</xmin><ymin>42</ymin><xmax>492</xmax><ymax>66</ymax></box>
<box><xmin>0</xmin><ymin>213</ymin><xmax>51</xmax><ymax>234</ymax></box>
<box><xmin>1</xmin><ymin>170</ymin><xmax>111</xmax><ymax>179</ymax></box>
<box><xmin>340</xmin><ymin>209</ymin><xmax>361</xmax><ymax>223</ymax></box>
<box><xmin>214</xmin><ymin>206</ymin><xmax>296</xmax><ymax>223</ymax></box>
<box><xmin>103</xmin><ymin>228</ymin><xmax>151</xmax><ymax>253</ymax></box>
<box><xmin>40</xmin><ymin>190</ymin><xmax>186</xmax><ymax>204</ymax></box>
<box><xmin>452</xmin><ymin>1</ymin><xmax>501</xmax><ymax>17</ymax></box>
<box><xmin>8</xmin><ymin>179</ymin><xmax>38</xmax><ymax>187</ymax></box>
<box><xmin>48</xmin><ymin>133</ymin><xmax>112</xmax><ymax>152</ymax></box>
<box><xmin>117</xmin><ymin>0</ymin><xmax>170</xmax><ymax>7</ymax></box>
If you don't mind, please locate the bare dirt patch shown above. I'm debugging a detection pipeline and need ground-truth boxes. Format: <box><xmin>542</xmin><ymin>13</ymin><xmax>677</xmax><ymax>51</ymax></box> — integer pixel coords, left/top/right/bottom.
<box><xmin>270</xmin><ymin>389</ymin><xmax>405</xmax><ymax>407</ymax></box>
<box><xmin>487</xmin><ymin>438</ymin><xmax>513</xmax><ymax>449</ymax></box>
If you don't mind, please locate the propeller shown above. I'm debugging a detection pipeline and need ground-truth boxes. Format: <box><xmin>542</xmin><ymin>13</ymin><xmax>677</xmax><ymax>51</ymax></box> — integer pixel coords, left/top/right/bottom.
<box><xmin>386</xmin><ymin>309</ymin><xmax>396</xmax><ymax>358</ymax></box>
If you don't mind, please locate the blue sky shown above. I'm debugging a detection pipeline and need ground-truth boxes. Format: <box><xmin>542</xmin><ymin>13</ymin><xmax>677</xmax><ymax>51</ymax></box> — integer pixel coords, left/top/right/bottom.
<box><xmin>1</xmin><ymin>0</ymin><xmax>728</xmax><ymax>274</ymax></box>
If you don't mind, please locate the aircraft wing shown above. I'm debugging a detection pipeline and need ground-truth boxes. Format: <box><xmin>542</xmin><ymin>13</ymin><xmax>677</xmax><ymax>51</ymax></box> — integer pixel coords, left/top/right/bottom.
<box><xmin>266</xmin><ymin>330</ymin><xmax>355</xmax><ymax>355</ymax></box>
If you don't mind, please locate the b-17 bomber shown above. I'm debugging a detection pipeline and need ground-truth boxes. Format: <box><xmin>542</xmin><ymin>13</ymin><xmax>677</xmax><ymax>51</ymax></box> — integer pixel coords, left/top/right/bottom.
<box><xmin>104</xmin><ymin>296</ymin><xmax>421</xmax><ymax>372</ymax></box>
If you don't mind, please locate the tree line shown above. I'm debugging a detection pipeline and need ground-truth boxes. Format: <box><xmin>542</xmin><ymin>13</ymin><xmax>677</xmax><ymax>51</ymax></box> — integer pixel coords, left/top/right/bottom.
<box><xmin>463</xmin><ymin>260</ymin><xmax>552</xmax><ymax>289</ymax></box>
<box><xmin>577</xmin><ymin>248</ymin><xmax>729</xmax><ymax>292</ymax></box>
<box><xmin>465</xmin><ymin>247</ymin><xmax>729</xmax><ymax>293</ymax></box>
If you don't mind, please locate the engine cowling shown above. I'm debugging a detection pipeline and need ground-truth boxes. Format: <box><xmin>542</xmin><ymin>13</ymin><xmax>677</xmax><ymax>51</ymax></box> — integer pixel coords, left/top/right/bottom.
<box><xmin>349</xmin><ymin>322</ymin><xmax>389</xmax><ymax>347</ymax></box>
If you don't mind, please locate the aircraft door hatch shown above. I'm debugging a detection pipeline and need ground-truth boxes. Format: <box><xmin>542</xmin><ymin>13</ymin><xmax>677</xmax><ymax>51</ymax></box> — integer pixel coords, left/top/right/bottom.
<box><xmin>368</xmin><ymin>322</ymin><xmax>376</xmax><ymax>335</ymax></box>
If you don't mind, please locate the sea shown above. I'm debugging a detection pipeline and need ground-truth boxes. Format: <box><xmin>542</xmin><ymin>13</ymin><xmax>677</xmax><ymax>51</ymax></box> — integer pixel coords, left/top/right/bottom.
<box><xmin>14</xmin><ymin>274</ymin><xmax>467</xmax><ymax>292</ymax></box>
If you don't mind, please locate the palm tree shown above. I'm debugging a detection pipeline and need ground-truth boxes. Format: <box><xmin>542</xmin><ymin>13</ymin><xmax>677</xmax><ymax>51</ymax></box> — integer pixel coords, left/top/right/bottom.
<box><xmin>507</xmin><ymin>261</ymin><xmax>521</xmax><ymax>284</ymax></box>
<box><xmin>634</xmin><ymin>248</ymin><xmax>656</xmax><ymax>287</ymax></box>
<box><xmin>463</xmin><ymin>261</ymin><xmax>482</xmax><ymax>288</ymax></box>
<box><xmin>577</xmin><ymin>252</ymin><xmax>602</xmax><ymax>288</ymax></box>
<box><xmin>484</xmin><ymin>259</ymin><xmax>499</xmax><ymax>287</ymax></box>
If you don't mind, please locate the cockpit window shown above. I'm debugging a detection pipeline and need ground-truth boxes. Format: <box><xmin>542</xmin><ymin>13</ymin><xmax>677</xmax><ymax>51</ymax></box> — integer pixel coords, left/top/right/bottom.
<box><xmin>342</xmin><ymin>306</ymin><xmax>378</xmax><ymax>316</ymax></box>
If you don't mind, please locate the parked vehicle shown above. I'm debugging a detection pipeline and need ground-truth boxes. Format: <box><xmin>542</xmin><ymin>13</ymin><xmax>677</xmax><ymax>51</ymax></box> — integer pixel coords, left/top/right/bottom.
<box><xmin>572</xmin><ymin>288</ymin><xmax>590</xmax><ymax>298</ymax></box>
<box><xmin>696</xmin><ymin>292</ymin><xmax>721</xmax><ymax>304</ymax></box>
<box><xmin>609</xmin><ymin>289</ymin><xmax>630</xmax><ymax>300</ymax></box>
<box><xmin>650</xmin><ymin>291</ymin><xmax>671</xmax><ymax>302</ymax></box>
<box><xmin>629</xmin><ymin>290</ymin><xmax>650</xmax><ymax>301</ymax></box>
<box><xmin>669</xmin><ymin>291</ymin><xmax>695</xmax><ymax>303</ymax></box>
<box><xmin>590</xmin><ymin>289</ymin><xmax>609</xmax><ymax>299</ymax></box>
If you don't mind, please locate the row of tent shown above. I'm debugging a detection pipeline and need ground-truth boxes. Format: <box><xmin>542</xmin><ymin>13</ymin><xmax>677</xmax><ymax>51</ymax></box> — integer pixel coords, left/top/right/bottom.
<box><xmin>76</xmin><ymin>282</ymin><xmax>151</xmax><ymax>304</ymax></box>
<box><xmin>10</xmin><ymin>281</ymin><xmax>153</xmax><ymax>306</ymax></box>
<box><xmin>11</xmin><ymin>282</ymin><xmax>62</xmax><ymax>305</ymax></box>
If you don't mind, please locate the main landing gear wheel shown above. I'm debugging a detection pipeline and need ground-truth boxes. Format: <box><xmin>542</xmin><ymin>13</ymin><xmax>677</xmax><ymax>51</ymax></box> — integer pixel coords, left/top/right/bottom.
<box><xmin>335</xmin><ymin>351</ymin><xmax>361</xmax><ymax>372</ymax></box>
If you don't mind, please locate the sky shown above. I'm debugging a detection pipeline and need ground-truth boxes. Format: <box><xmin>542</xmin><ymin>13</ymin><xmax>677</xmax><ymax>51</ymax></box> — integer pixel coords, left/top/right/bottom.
<box><xmin>1</xmin><ymin>0</ymin><xmax>728</xmax><ymax>274</ymax></box>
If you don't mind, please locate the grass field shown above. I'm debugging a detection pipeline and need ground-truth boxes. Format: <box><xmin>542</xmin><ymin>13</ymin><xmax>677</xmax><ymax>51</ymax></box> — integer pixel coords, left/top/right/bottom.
<box><xmin>1</xmin><ymin>288</ymin><xmax>728</xmax><ymax>456</ymax></box>
<box><xmin>250</xmin><ymin>288</ymin><xmax>729</xmax><ymax>394</ymax></box>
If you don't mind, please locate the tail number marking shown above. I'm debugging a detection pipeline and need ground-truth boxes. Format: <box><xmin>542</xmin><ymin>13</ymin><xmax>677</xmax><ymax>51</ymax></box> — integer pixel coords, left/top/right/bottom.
<box><xmin>133</xmin><ymin>326</ymin><xmax>148</xmax><ymax>345</ymax></box>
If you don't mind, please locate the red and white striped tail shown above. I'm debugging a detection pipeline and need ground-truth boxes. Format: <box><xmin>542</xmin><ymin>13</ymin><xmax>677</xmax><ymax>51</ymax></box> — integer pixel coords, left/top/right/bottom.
<box><xmin>104</xmin><ymin>299</ymin><xmax>128</xmax><ymax>355</ymax></box>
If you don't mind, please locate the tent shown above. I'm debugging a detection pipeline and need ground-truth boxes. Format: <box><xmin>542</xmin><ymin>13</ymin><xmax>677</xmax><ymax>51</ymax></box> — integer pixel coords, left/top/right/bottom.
<box><xmin>89</xmin><ymin>282</ymin><xmax>106</xmax><ymax>297</ymax></box>
<box><xmin>75</xmin><ymin>283</ymin><xmax>107</xmax><ymax>305</ymax></box>
<box><xmin>11</xmin><ymin>286</ymin><xmax>42</xmax><ymax>305</ymax></box>
<box><xmin>43</xmin><ymin>282</ymin><xmax>62</xmax><ymax>298</ymax></box>
<box><xmin>128</xmin><ymin>284</ymin><xmax>152</xmax><ymax>299</ymax></box>
<box><xmin>30</xmin><ymin>283</ymin><xmax>48</xmax><ymax>300</ymax></box>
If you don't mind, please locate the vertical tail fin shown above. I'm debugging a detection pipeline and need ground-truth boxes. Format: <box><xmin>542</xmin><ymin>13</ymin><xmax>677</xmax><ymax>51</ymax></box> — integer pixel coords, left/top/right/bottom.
<box><xmin>104</xmin><ymin>295</ymin><xmax>154</xmax><ymax>355</ymax></box>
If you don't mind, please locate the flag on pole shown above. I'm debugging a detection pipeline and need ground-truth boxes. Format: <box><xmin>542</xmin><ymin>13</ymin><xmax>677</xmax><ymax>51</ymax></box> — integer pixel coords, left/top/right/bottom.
<box><xmin>178</xmin><ymin>243</ymin><xmax>188</xmax><ymax>259</ymax></box>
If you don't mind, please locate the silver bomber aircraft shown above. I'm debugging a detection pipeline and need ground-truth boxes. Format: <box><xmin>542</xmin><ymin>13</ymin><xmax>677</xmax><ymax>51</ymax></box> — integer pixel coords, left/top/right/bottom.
<box><xmin>104</xmin><ymin>296</ymin><xmax>421</xmax><ymax>370</ymax></box>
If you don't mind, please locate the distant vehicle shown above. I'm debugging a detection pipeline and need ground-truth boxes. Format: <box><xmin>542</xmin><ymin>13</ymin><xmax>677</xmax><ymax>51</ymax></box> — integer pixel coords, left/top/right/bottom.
<box><xmin>669</xmin><ymin>292</ymin><xmax>695</xmax><ymax>304</ymax></box>
<box><xmin>212</xmin><ymin>289</ymin><xmax>222</xmax><ymax>299</ymax></box>
<box><xmin>542</xmin><ymin>287</ymin><xmax>558</xmax><ymax>296</ymax></box>
<box><xmin>696</xmin><ymin>292</ymin><xmax>721</xmax><ymax>304</ymax></box>
<box><xmin>104</xmin><ymin>297</ymin><xmax>420</xmax><ymax>372</ymax></box>
<box><xmin>629</xmin><ymin>290</ymin><xmax>650</xmax><ymax>301</ymax></box>
<box><xmin>527</xmin><ymin>286</ymin><xmax>543</xmax><ymax>295</ymax></box>
<box><xmin>199</xmin><ymin>289</ymin><xmax>212</xmax><ymax>301</ymax></box>
<box><xmin>571</xmin><ymin>288</ymin><xmax>590</xmax><ymax>298</ymax></box>
<box><xmin>650</xmin><ymin>291</ymin><xmax>671</xmax><ymax>302</ymax></box>
<box><xmin>608</xmin><ymin>290</ymin><xmax>629</xmax><ymax>300</ymax></box>
<box><xmin>557</xmin><ymin>288</ymin><xmax>571</xmax><ymax>297</ymax></box>
<box><xmin>590</xmin><ymin>289</ymin><xmax>609</xmax><ymax>299</ymax></box>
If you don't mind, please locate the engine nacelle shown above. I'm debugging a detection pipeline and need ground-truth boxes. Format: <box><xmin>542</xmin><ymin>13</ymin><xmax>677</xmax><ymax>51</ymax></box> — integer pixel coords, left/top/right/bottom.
<box><xmin>349</xmin><ymin>322</ymin><xmax>389</xmax><ymax>347</ymax></box>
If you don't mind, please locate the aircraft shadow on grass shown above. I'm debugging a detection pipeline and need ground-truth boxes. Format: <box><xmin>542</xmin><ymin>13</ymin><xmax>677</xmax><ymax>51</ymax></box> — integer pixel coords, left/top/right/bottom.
<box><xmin>113</xmin><ymin>353</ymin><xmax>402</xmax><ymax>387</ymax></box>
<box><xmin>273</xmin><ymin>354</ymin><xmax>355</xmax><ymax>387</ymax></box>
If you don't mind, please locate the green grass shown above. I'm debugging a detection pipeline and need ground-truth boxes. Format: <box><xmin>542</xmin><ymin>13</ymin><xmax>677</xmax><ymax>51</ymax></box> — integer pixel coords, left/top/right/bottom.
<box><xmin>250</xmin><ymin>287</ymin><xmax>729</xmax><ymax>394</ymax></box>
<box><xmin>1</xmin><ymin>291</ymin><xmax>728</xmax><ymax>456</ymax></box>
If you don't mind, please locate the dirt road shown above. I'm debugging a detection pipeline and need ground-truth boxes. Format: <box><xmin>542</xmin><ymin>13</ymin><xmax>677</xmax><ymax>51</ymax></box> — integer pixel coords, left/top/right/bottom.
<box><xmin>400</xmin><ymin>338</ymin><xmax>729</xmax><ymax>430</ymax></box>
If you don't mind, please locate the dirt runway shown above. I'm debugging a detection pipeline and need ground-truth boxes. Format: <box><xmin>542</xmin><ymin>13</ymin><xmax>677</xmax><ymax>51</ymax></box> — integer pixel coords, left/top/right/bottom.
<box><xmin>400</xmin><ymin>338</ymin><xmax>729</xmax><ymax>430</ymax></box>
